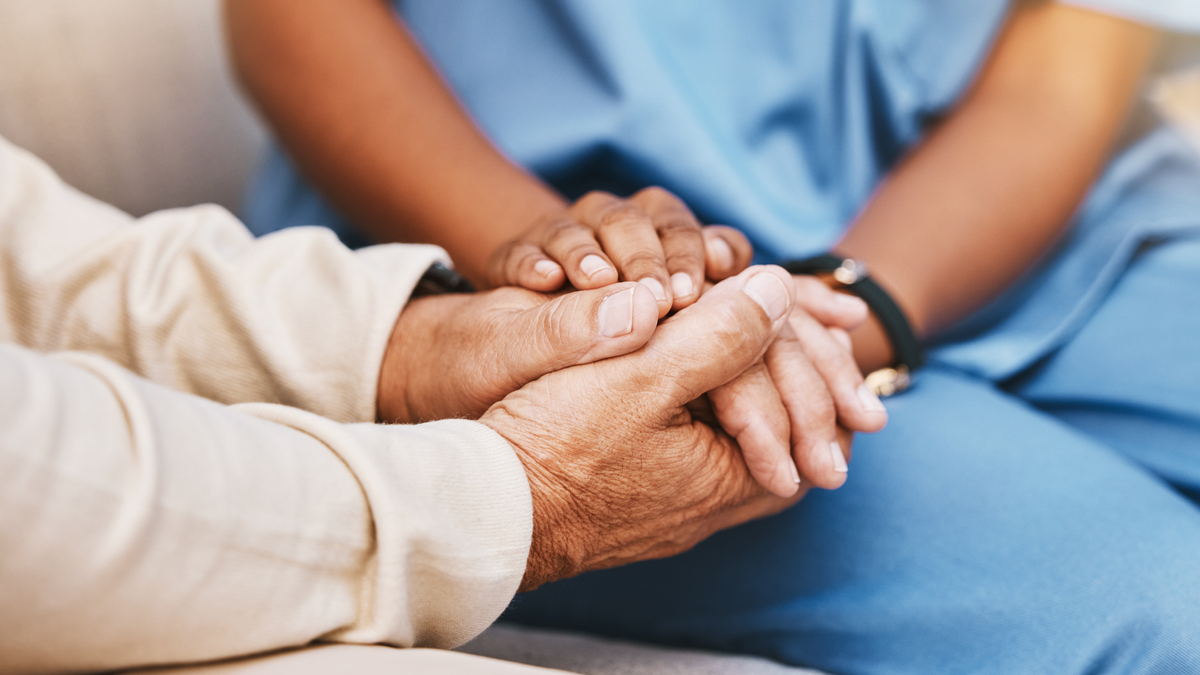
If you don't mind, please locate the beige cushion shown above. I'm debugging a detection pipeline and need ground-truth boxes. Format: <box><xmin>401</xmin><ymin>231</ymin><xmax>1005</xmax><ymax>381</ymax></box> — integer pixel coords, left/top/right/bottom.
<box><xmin>128</xmin><ymin>645</ymin><xmax>575</xmax><ymax>675</ymax></box>
<box><xmin>0</xmin><ymin>0</ymin><xmax>265</xmax><ymax>216</ymax></box>
<box><xmin>458</xmin><ymin>624</ymin><xmax>828</xmax><ymax>675</ymax></box>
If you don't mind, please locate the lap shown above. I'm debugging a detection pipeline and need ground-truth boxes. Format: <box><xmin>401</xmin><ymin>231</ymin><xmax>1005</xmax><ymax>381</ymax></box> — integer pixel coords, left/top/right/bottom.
<box><xmin>1008</xmin><ymin>235</ymin><xmax>1200</xmax><ymax>499</ymax></box>
<box><xmin>505</xmin><ymin>368</ymin><xmax>1200</xmax><ymax>674</ymax></box>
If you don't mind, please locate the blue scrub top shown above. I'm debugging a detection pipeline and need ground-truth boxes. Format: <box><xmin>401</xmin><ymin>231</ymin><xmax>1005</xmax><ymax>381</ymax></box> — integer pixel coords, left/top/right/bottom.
<box><xmin>245</xmin><ymin>0</ymin><xmax>1200</xmax><ymax>381</ymax></box>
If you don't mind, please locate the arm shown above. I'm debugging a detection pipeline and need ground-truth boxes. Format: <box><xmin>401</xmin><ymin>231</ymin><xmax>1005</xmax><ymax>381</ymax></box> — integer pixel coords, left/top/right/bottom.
<box><xmin>225</xmin><ymin>0</ymin><xmax>562</xmax><ymax>286</ymax></box>
<box><xmin>0</xmin><ymin>136</ymin><xmax>441</xmax><ymax>423</ymax></box>
<box><xmin>0</xmin><ymin>266</ymin><xmax>826</xmax><ymax>672</ymax></box>
<box><xmin>834</xmin><ymin>2</ymin><xmax>1158</xmax><ymax>371</ymax></box>
<box><xmin>0</xmin><ymin>344</ymin><xmax>531</xmax><ymax>673</ymax></box>
<box><xmin>225</xmin><ymin>0</ymin><xmax>752</xmax><ymax>310</ymax></box>
<box><xmin>0</xmin><ymin>135</ymin><xmax>873</xmax><ymax>478</ymax></box>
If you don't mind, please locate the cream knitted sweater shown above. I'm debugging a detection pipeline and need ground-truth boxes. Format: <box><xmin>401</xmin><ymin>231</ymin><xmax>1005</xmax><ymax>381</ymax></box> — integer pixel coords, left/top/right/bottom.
<box><xmin>0</xmin><ymin>137</ymin><xmax>532</xmax><ymax>674</ymax></box>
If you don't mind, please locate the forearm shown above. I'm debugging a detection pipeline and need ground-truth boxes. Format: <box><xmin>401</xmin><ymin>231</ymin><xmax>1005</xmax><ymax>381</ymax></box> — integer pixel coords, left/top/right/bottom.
<box><xmin>835</xmin><ymin>3</ymin><xmax>1156</xmax><ymax>369</ymax></box>
<box><xmin>0</xmin><ymin>345</ymin><xmax>531</xmax><ymax>673</ymax></box>
<box><xmin>0</xmin><ymin>136</ymin><xmax>444</xmax><ymax>422</ymax></box>
<box><xmin>226</xmin><ymin>0</ymin><xmax>564</xmax><ymax>286</ymax></box>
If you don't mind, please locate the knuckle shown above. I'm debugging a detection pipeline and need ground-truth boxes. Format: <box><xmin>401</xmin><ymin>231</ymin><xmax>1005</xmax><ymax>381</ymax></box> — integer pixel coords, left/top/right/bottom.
<box><xmin>536</xmin><ymin>301</ymin><xmax>572</xmax><ymax>348</ymax></box>
<box><xmin>633</xmin><ymin>185</ymin><xmax>678</xmax><ymax>207</ymax></box>
<box><xmin>582</xmin><ymin>190</ymin><xmax>616</xmax><ymax>202</ymax></box>
<box><xmin>574</xmin><ymin>191</ymin><xmax>617</xmax><ymax>215</ymax></box>
<box><xmin>543</xmin><ymin>216</ymin><xmax>591</xmax><ymax>240</ymax></box>
<box><xmin>824</xmin><ymin>338</ymin><xmax>859</xmax><ymax>373</ymax></box>
<box><xmin>707</xmin><ymin>304</ymin><xmax>764</xmax><ymax>353</ymax></box>
<box><xmin>599</xmin><ymin>203</ymin><xmax>651</xmax><ymax>232</ymax></box>
<box><xmin>811</xmin><ymin>393</ymin><xmax>837</xmax><ymax>422</ymax></box>
<box><xmin>719</xmin><ymin>226</ymin><xmax>751</xmax><ymax>247</ymax></box>
<box><xmin>656</xmin><ymin>212</ymin><xmax>703</xmax><ymax>236</ymax></box>
<box><xmin>664</xmin><ymin>246</ymin><xmax>706</xmax><ymax>272</ymax></box>
<box><xmin>620</xmin><ymin>250</ymin><xmax>666</xmax><ymax>271</ymax></box>
<box><xmin>506</xmin><ymin>245</ymin><xmax>543</xmax><ymax>273</ymax></box>
<box><xmin>526</xmin><ymin>299</ymin><xmax>581</xmax><ymax>367</ymax></box>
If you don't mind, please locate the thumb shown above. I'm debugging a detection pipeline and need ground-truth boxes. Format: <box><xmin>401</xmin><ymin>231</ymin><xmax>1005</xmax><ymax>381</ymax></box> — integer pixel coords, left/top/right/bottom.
<box><xmin>503</xmin><ymin>282</ymin><xmax>659</xmax><ymax>384</ymax></box>
<box><xmin>624</xmin><ymin>265</ymin><xmax>794</xmax><ymax>407</ymax></box>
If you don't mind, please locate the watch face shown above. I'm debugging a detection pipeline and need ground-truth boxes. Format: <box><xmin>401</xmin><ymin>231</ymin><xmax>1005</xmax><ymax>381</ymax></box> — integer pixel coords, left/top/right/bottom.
<box><xmin>832</xmin><ymin>259</ymin><xmax>868</xmax><ymax>286</ymax></box>
<box><xmin>865</xmin><ymin>366</ymin><xmax>913</xmax><ymax>398</ymax></box>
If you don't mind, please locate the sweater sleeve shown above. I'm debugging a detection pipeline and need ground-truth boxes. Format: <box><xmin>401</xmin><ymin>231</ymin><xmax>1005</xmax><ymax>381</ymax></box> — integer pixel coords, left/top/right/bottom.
<box><xmin>0</xmin><ymin>135</ymin><xmax>446</xmax><ymax>423</ymax></box>
<box><xmin>0</xmin><ymin>343</ymin><xmax>532</xmax><ymax>675</ymax></box>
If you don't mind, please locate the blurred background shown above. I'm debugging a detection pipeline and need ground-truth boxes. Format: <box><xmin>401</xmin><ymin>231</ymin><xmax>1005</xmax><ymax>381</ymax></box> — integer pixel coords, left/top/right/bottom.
<box><xmin>0</xmin><ymin>0</ymin><xmax>1196</xmax><ymax>222</ymax></box>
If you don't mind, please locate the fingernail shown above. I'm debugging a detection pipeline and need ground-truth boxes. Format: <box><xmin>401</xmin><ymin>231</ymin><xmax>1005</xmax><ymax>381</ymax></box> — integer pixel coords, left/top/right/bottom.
<box><xmin>639</xmin><ymin>276</ymin><xmax>667</xmax><ymax>303</ymax></box>
<box><xmin>856</xmin><ymin>383</ymin><xmax>886</xmax><ymax>413</ymax></box>
<box><xmin>598</xmin><ymin>287</ymin><xmax>636</xmax><ymax>338</ymax></box>
<box><xmin>534</xmin><ymin>259</ymin><xmax>559</xmax><ymax>278</ymax></box>
<box><xmin>580</xmin><ymin>254</ymin><xmax>611</xmax><ymax>280</ymax></box>
<box><xmin>743</xmin><ymin>271</ymin><xmax>789</xmax><ymax>321</ymax></box>
<box><xmin>708</xmin><ymin>236</ymin><xmax>734</xmax><ymax>271</ymax></box>
<box><xmin>829</xmin><ymin>441</ymin><xmax>848</xmax><ymax>473</ymax></box>
<box><xmin>670</xmin><ymin>272</ymin><xmax>694</xmax><ymax>299</ymax></box>
<box><xmin>789</xmin><ymin>458</ymin><xmax>801</xmax><ymax>484</ymax></box>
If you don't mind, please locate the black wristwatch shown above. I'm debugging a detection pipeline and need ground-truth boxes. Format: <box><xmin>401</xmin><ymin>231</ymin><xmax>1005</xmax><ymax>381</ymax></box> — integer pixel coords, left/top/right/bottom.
<box><xmin>411</xmin><ymin>261</ymin><xmax>476</xmax><ymax>298</ymax></box>
<box><xmin>783</xmin><ymin>254</ymin><xmax>923</xmax><ymax>396</ymax></box>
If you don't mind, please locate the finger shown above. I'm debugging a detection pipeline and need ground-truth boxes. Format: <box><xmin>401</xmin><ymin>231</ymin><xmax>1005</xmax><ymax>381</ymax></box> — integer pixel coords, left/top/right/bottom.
<box><xmin>829</xmin><ymin>326</ymin><xmax>853</xmax><ymax>352</ymax></box>
<box><xmin>837</xmin><ymin>426</ymin><xmax>854</xmax><ymax>465</ymax></box>
<box><xmin>573</xmin><ymin>192</ymin><xmax>673</xmax><ymax>316</ymax></box>
<box><xmin>630</xmin><ymin>187</ymin><xmax>705</xmax><ymax>311</ymax></box>
<box><xmin>702</xmin><ymin>226</ymin><xmax>754</xmax><ymax>280</ymax></box>
<box><xmin>536</xmin><ymin>212</ymin><xmax>619</xmax><ymax>290</ymax></box>
<box><xmin>488</xmin><ymin>240</ymin><xmax>566</xmax><ymax>292</ymax></box>
<box><xmin>791</xmin><ymin>275</ymin><xmax>869</xmax><ymax>330</ymax></box>
<box><xmin>763</xmin><ymin>323</ymin><xmax>846</xmax><ymax>489</ymax></box>
<box><xmin>627</xmin><ymin>265</ymin><xmax>794</xmax><ymax>406</ymax></box>
<box><xmin>502</xmin><ymin>282</ymin><xmax>660</xmax><ymax>386</ymax></box>
<box><xmin>790</xmin><ymin>309</ymin><xmax>888</xmax><ymax>434</ymax></box>
<box><xmin>708</xmin><ymin>360</ymin><xmax>800</xmax><ymax>498</ymax></box>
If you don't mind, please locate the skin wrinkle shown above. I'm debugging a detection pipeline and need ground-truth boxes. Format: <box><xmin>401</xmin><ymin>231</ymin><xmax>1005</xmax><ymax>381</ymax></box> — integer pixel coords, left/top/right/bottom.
<box><xmin>645</xmin><ymin>314</ymin><xmax>765</xmax><ymax>404</ymax></box>
<box><xmin>488</xmin><ymin>358</ymin><xmax>788</xmax><ymax>590</ymax></box>
<box><xmin>235</xmin><ymin>0</ymin><xmax>880</xmax><ymax>489</ymax></box>
<box><xmin>596</xmin><ymin>203</ymin><xmax>650</xmax><ymax>233</ymax></box>
<box><xmin>373</xmin><ymin>266</ymin><xmax>829</xmax><ymax>592</ymax></box>
<box><xmin>535</xmin><ymin>293</ymin><xmax>587</xmax><ymax>366</ymax></box>
<box><xmin>383</xmin><ymin>282</ymin><xmax>660</xmax><ymax>424</ymax></box>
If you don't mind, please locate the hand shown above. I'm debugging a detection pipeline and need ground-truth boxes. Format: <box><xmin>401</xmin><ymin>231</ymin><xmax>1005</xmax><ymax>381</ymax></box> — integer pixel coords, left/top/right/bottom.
<box><xmin>479</xmin><ymin>266</ymin><xmax>813</xmax><ymax>591</ymax></box>
<box><xmin>377</xmin><ymin>282</ymin><xmax>660</xmax><ymax>424</ymax></box>
<box><xmin>704</xmin><ymin>275</ymin><xmax>886</xmax><ymax>496</ymax></box>
<box><xmin>787</xmin><ymin>275</ymin><xmax>890</xmax><ymax>432</ymax></box>
<box><xmin>487</xmin><ymin>187</ymin><xmax>753</xmax><ymax>317</ymax></box>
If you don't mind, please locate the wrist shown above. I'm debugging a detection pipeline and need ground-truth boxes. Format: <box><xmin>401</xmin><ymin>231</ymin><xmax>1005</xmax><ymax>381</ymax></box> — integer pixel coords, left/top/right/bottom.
<box><xmin>457</xmin><ymin>188</ymin><xmax>568</xmax><ymax>288</ymax></box>
<box><xmin>785</xmin><ymin>254</ymin><xmax>923</xmax><ymax>395</ymax></box>
<box><xmin>479</xmin><ymin>412</ymin><xmax>588</xmax><ymax>592</ymax></box>
<box><xmin>377</xmin><ymin>299</ymin><xmax>424</xmax><ymax>425</ymax></box>
<box><xmin>377</xmin><ymin>293</ymin><xmax>466</xmax><ymax>424</ymax></box>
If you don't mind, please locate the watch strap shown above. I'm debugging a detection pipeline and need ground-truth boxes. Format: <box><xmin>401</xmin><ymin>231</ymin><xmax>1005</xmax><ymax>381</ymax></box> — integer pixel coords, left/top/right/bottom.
<box><xmin>411</xmin><ymin>261</ymin><xmax>476</xmax><ymax>298</ymax></box>
<box><xmin>783</xmin><ymin>254</ymin><xmax>924</xmax><ymax>391</ymax></box>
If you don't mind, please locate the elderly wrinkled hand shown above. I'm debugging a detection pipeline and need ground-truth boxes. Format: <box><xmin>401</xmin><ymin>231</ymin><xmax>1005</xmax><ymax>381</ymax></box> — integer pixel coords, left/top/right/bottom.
<box><xmin>705</xmin><ymin>275</ymin><xmax>887</xmax><ymax>497</ymax></box>
<box><xmin>377</xmin><ymin>280</ymin><xmax>661</xmax><ymax>425</ymax></box>
<box><xmin>478</xmin><ymin>266</ymin><xmax>842</xmax><ymax>591</ymax></box>
<box><xmin>378</xmin><ymin>261</ymin><xmax>885</xmax><ymax>501</ymax></box>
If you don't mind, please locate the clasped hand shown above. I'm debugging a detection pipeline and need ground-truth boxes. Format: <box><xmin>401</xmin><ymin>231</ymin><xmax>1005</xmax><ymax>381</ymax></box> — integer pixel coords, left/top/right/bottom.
<box><xmin>378</xmin><ymin>187</ymin><xmax>888</xmax><ymax>589</ymax></box>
